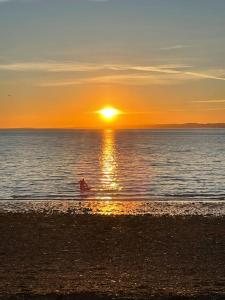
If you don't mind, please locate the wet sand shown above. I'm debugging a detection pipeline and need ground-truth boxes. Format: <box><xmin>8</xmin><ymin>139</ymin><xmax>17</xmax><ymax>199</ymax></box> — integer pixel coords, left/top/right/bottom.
<box><xmin>0</xmin><ymin>213</ymin><xmax>225</xmax><ymax>299</ymax></box>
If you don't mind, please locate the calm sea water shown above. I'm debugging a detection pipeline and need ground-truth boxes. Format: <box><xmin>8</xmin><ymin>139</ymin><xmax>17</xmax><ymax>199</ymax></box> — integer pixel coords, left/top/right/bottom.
<box><xmin>0</xmin><ymin>129</ymin><xmax>225</xmax><ymax>201</ymax></box>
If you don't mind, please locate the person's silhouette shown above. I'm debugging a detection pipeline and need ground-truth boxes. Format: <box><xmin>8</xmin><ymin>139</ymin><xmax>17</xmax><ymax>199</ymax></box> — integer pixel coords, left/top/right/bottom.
<box><xmin>79</xmin><ymin>178</ymin><xmax>90</xmax><ymax>191</ymax></box>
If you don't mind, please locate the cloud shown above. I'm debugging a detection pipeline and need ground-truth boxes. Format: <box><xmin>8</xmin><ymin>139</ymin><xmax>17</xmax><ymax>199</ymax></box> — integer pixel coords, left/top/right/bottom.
<box><xmin>0</xmin><ymin>62</ymin><xmax>106</xmax><ymax>72</ymax></box>
<box><xmin>40</xmin><ymin>72</ymin><xmax>225</xmax><ymax>87</ymax></box>
<box><xmin>206</xmin><ymin>107</ymin><xmax>225</xmax><ymax>111</ymax></box>
<box><xmin>40</xmin><ymin>73</ymin><xmax>178</xmax><ymax>87</ymax></box>
<box><xmin>1</xmin><ymin>61</ymin><xmax>225</xmax><ymax>86</ymax></box>
<box><xmin>193</xmin><ymin>99</ymin><xmax>225</xmax><ymax>103</ymax></box>
<box><xmin>0</xmin><ymin>62</ymin><xmax>192</xmax><ymax>75</ymax></box>
<box><xmin>160</xmin><ymin>45</ymin><xmax>190</xmax><ymax>51</ymax></box>
<box><xmin>184</xmin><ymin>71</ymin><xmax>225</xmax><ymax>81</ymax></box>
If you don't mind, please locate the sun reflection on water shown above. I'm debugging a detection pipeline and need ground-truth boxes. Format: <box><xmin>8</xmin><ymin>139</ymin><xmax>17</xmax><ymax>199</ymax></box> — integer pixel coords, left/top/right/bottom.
<box><xmin>80</xmin><ymin>129</ymin><xmax>140</xmax><ymax>214</ymax></box>
<box><xmin>80</xmin><ymin>200</ymin><xmax>146</xmax><ymax>215</ymax></box>
<box><xmin>100</xmin><ymin>129</ymin><xmax>120</xmax><ymax>196</ymax></box>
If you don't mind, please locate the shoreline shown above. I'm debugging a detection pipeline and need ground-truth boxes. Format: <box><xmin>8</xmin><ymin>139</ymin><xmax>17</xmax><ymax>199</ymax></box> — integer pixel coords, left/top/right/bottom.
<box><xmin>0</xmin><ymin>199</ymin><xmax>225</xmax><ymax>216</ymax></box>
<box><xmin>0</xmin><ymin>213</ymin><xmax>224</xmax><ymax>299</ymax></box>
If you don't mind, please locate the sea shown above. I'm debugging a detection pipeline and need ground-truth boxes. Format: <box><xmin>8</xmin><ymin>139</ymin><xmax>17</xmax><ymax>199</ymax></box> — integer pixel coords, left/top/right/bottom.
<box><xmin>0</xmin><ymin>128</ymin><xmax>225</xmax><ymax>215</ymax></box>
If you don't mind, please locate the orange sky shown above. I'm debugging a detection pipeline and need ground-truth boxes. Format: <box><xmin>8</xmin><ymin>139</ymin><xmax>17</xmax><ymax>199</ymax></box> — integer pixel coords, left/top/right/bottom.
<box><xmin>1</xmin><ymin>0</ymin><xmax>225</xmax><ymax>128</ymax></box>
<box><xmin>1</xmin><ymin>83</ymin><xmax>225</xmax><ymax>128</ymax></box>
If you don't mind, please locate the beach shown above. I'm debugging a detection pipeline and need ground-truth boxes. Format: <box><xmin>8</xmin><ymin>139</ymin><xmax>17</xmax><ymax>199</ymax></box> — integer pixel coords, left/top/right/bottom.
<box><xmin>0</xmin><ymin>212</ymin><xmax>224</xmax><ymax>300</ymax></box>
<box><xmin>1</xmin><ymin>0</ymin><xmax>225</xmax><ymax>298</ymax></box>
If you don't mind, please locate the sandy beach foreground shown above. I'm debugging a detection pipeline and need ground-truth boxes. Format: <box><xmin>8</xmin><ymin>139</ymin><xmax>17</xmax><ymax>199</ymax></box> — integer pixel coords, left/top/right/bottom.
<box><xmin>0</xmin><ymin>213</ymin><xmax>224</xmax><ymax>300</ymax></box>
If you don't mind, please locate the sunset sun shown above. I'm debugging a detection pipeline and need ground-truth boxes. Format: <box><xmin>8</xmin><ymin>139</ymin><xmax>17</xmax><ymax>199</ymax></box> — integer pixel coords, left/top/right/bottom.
<box><xmin>98</xmin><ymin>107</ymin><xmax>120</xmax><ymax>121</ymax></box>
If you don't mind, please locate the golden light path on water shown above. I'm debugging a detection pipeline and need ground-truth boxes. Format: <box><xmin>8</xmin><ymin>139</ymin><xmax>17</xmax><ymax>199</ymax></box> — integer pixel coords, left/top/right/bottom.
<box><xmin>85</xmin><ymin>129</ymin><xmax>135</xmax><ymax>214</ymax></box>
<box><xmin>81</xmin><ymin>200</ymin><xmax>147</xmax><ymax>215</ymax></box>
<box><xmin>100</xmin><ymin>129</ymin><xmax>120</xmax><ymax>197</ymax></box>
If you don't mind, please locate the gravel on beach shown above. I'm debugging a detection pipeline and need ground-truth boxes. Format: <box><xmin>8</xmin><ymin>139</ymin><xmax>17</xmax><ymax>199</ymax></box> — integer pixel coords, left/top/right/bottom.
<box><xmin>0</xmin><ymin>213</ymin><xmax>224</xmax><ymax>299</ymax></box>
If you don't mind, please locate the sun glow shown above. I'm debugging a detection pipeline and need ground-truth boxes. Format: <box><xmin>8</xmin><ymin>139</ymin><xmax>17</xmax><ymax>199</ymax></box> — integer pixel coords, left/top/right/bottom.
<box><xmin>98</xmin><ymin>107</ymin><xmax>120</xmax><ymax>121</ymax></box>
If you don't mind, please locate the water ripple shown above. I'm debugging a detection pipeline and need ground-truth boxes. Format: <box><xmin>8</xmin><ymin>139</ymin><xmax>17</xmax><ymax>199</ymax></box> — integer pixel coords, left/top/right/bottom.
<box><xmin>0</xmin><ymin>129</ymin><xmax>225</xmax><ymax>201</ymax></box>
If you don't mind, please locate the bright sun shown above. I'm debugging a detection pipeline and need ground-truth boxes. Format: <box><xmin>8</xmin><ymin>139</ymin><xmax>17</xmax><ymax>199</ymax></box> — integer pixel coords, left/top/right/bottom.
<box><xmin>98</xmin><ymin>107</ymin><xmax>120</xmax><ymax>121</ymax></box>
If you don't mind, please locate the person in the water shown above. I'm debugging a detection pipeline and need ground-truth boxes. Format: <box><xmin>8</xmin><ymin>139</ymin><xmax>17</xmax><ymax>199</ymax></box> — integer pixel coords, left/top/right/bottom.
<box><xmin>79</xmin><ymin>178</ymin><xmax>90</xmax><ymax>192</ymax></box>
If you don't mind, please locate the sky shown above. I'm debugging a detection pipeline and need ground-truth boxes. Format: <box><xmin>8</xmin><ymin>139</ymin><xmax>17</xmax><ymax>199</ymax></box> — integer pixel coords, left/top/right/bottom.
<box><xmin>0</xmin><ymin>0</ymin><xmax>225</xmax><ymax>128</ymax></box>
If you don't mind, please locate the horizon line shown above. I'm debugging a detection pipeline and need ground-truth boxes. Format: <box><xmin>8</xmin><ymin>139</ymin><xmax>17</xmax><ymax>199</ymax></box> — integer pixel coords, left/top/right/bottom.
<box><xmin>1</xmin><ymin>123</ymin><xmax>225</xmax><ymax>130</ymax></box>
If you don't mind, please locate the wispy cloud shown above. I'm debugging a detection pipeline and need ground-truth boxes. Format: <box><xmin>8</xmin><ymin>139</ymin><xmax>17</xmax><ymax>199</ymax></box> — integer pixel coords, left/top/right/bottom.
<box><xmin>206</xmin><ymin>107</ymin><xmax>225</xmax><ymax>111</ymax></box>
<box><xmin>184</xmin><ymin>71</ymin><xmax>225</xmax><ymax>81</ymax></box>
<box><xmin>40</xmin><ymin>72</ymin><xmax>225</xmax><ymax>87</ymax></box>
<box><xmin>0</xmin><ymin>61</ymin><xmax>225</xmax><ymax>86</ymax></box>
<box><xmin>40</xmin><ymin>73</ymin><xmax>179</xmax><ymax>87</ymax></box>
<box><xmin>160</xmin><ymin>45</ymin><xmax>190</xmax><ymax>51</ymax></box>
<box><xmin>0</xmin><ymin>62</ymin><xmax>191</xmax><ymax>73</ymax></box>
<box><xmin>193</xmin><ymin>99</ymin><xmax>225</xmax><ymax>103</ymax></box>
<box><xmin>0</xmin><ymin>62</ymin><xmax>106</xmax><ymax>72</ymax></box>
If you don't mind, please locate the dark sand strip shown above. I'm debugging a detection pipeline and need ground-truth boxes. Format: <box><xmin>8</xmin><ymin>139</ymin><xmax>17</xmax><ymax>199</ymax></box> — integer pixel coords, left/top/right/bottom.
<box><xmin>0</xmin><ymin>213</ymin><xmax>224</xmax><ymax>299</ymax></box>
<box><xmin>1</xmin><ymin>293</ymin><xmax>225</xmax><ymax>300</ymax></box>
